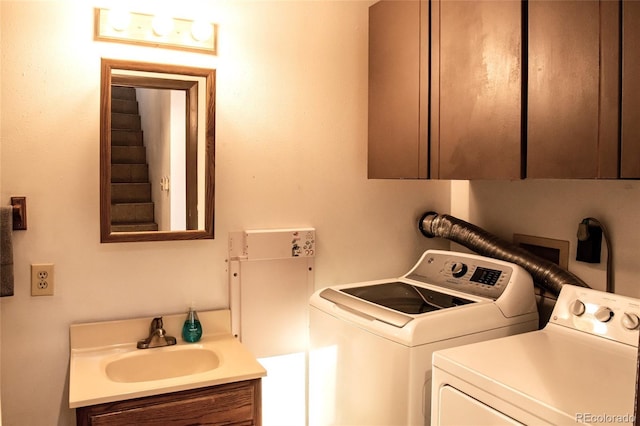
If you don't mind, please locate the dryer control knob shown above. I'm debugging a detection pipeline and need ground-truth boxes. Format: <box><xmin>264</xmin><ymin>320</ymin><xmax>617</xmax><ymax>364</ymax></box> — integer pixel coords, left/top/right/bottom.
<box><xmin>451</xmin><ymin>263</ymin><xmax>468</xmax><ymax>278</ymax></box>
<box><xmin>570</xmin><ymin>300</ymin><xmax>586</xmax><ymax>316</ymax></box>
<box><xmin>622</xmin><ymin>313</ymin><xmax>640</xmax><ymax>330</ymax></box>
<box><xmin>594</xmin><ymin>306</ymin><xmax>614</xmax><ymax>323</ymax></box>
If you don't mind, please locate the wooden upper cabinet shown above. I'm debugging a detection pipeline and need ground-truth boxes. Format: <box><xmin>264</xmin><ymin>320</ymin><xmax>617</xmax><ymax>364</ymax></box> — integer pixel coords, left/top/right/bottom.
<box><xmin>368</xmin><ymin>0</ymin><xmax>631</xmax><ymax>181</ymax></box>
<box><xmin>527</xmin><ymin>0</ymin><xmax>620</xmax><ymax>178</ymax></box>
<box><xmin>368</xmin><ymin>0</ymin><xmax>427</xmax><ymax>179</ymax></box>
<box><xmin>622</xmin><ymin>0</ymin><xmax>640</xmax><ymax>178</ymax></box>
<box><xmin>432</xmin><ymin>0</ymin><xmax>522</xmax><ymax>179</ymax></box>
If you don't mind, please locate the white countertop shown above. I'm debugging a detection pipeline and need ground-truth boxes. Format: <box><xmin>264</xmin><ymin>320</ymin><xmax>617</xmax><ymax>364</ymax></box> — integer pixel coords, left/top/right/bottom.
<box><xmin>69</xmin><ymin>309</ymin><xmax>266</xmax><ymax>408</ymax></box>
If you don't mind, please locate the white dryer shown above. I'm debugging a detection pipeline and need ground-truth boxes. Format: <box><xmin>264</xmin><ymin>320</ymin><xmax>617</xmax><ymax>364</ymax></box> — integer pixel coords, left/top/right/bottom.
<box><xmin>308</xmin><ymin>249</ymin><xmax>539</xmax><ymax>426</ymax></box>
<box><xmin>431</xmin><ymin>284</ymin><xmax>639</xmax><ymax>425</ymax></box>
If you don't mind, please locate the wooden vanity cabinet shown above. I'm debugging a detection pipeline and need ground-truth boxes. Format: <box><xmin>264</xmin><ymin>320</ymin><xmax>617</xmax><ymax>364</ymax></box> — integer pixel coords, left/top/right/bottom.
<box><xmin>527</xmin><ymin>0</ymin><xmax>620</xmax><ymax>179</ymax></box>
<box><xmin>76</xmin><ymin>379</ymin><xmax>261</xmax><ymax>426</ymax></box>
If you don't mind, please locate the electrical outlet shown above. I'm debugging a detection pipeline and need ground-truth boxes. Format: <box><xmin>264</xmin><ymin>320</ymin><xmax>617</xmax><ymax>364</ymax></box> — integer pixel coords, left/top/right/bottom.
<box><xmin>31</xmin><ymin>263</ymin><xmax>54</xmax><ymax>296</ymax></box>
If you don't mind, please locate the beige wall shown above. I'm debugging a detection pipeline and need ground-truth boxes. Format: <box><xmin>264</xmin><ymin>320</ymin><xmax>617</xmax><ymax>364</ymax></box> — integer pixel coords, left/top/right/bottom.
<box><xmin>0</xmin><ymin>1</ymin><xmax>449</xmax><ymax>424</ymax></box>
<box><xmin>465</xmin><ymin>180</ymin><xmax>640</xmax><ymax>298</ymax></box>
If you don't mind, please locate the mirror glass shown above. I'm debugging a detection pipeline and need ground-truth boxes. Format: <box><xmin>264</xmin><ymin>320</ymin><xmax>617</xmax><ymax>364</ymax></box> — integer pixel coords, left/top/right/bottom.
<box><xmin>100</xmin><ymin>58</ymin><xmax>215</xmax><ymax>242</ymax></box>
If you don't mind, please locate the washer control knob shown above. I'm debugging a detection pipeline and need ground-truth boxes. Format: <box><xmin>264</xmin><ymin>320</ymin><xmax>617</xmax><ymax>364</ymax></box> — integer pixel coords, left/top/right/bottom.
<box><xmin>570</xmin><ymin>300</ymin><xmax>586</xmax><ymax>316</ymax></box>
<box><xmin>451</xmin><ymin>263</ymin><xmax>468</xmax><ymax>278</ymax></box>
<box><xmin>622</xmin><ymin>313</ymin><xmax>640</xmax><ymax>330</ymax></box>
<box><xmin>594</xmin><ymin>306</ymin><xmax>614</xmax><ymax>323</ymax></box>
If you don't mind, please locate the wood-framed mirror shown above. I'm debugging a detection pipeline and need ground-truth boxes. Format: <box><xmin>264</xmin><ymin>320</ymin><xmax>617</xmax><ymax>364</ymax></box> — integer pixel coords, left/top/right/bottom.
<box><xmin>100</xmin><ymin>58</ymin><xmax>215</xmax><ymax>243</ymax></box>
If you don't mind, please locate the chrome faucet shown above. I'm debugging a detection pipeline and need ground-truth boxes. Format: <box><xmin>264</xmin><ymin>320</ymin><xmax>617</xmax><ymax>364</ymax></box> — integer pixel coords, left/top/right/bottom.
<box><xmin>137</xmin><ymin>317</ymin><xmax>177</xmax><ymax>349</ymax></box>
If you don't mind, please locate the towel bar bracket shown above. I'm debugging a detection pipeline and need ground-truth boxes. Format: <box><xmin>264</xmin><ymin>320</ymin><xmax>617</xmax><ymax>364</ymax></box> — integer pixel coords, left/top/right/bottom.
<box><xmin>10</xmin><ymin>197</ymin><xmax>26</xmax><ymax>231</ymax></box>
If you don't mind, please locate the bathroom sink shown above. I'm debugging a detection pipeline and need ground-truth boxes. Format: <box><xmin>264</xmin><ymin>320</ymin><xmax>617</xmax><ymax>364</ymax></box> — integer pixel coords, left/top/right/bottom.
<box><xmin>105</xmin><ymin>347</ymin><xmax>220</xmax><ymax>383</ymax></box>
<box><xmin>69</xmin><ymin>310</ymin><xmax>267</xmax><ymax>408</ymax></box>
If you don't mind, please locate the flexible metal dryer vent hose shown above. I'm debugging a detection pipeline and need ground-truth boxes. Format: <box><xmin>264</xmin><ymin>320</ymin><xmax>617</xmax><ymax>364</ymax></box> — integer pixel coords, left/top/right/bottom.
<box><xmin>418</xmin><ymin>212</ymin><xmax>590</xmax><ymax>296</ymax></box>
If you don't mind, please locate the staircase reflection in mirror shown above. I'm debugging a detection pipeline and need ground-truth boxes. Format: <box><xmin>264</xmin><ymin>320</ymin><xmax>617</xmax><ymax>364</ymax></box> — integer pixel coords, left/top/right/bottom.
<box><xmin>100</xmin><ymin>58</ymin><xmax>215</xmax><ymax>243</ymax></box>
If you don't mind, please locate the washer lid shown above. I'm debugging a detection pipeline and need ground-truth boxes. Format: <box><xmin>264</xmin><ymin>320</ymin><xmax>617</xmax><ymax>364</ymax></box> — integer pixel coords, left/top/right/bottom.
<box><xmin>341</xmin><ymin>282</ymin><xmax>474</xmax><ymax>314</ymax></box>
<box><xmin>319</xmin><ymin>282</ymin><xmax>474</xmax><ymax>328</ymax></box>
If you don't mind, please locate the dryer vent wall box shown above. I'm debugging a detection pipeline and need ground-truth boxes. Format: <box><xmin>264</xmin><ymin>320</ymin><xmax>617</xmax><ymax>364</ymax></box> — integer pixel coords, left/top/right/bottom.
<box><xmin>229</xmin><ymin>228</ymin><xmax>315</xmax><ymax>260</ymax></box>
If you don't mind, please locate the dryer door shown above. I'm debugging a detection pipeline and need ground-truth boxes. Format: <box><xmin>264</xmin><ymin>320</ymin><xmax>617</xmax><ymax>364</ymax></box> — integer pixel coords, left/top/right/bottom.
<box><xmin>438</xmin><ymin>386</ymin><xmax>522</xmax><ymax>426</ymax></box>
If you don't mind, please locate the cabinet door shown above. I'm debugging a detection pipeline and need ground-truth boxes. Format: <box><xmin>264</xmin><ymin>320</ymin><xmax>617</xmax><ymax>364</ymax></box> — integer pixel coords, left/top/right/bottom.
<box><xmin>368</xmin><ymin>0</ymin><xmax>427</xmax><ymax>179</ymax></box>
<box><xmin>527</xmin><ymin>0</ymin><xmax>620</xmax><ymax>178</ymax></box>
<box><xmin>622</xmin><ymin>0</ymin><xmax>640</xmax><ymax>178</ymax></box>
<box><xmin>432</xmin><ymin>0</ymin><xmax>522</xmax><ymax>179</ymax></box>
<box><xmin>76</xmin><ymin>380</ymin><xmax>261</xmax><ymax>426</ymax></box>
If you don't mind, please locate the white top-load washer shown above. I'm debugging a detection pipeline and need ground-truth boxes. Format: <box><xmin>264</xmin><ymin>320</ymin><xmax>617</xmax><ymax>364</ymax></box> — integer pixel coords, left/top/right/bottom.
<box><xmin>308</xmin><ymin>249</ymin><xmax>539</xmax><ymax>426</ymax></box>
<box><xmin>431</xmin><ymin>284</ymin><xmax>639</xmax><ymax>426</ymax></box>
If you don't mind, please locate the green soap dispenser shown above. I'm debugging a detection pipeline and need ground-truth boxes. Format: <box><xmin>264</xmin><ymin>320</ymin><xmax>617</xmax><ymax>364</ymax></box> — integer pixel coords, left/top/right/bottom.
<box><xmin>182</xmin><ymin>305</ymin><xmax>203</xmax><ymax>343</ymax></box>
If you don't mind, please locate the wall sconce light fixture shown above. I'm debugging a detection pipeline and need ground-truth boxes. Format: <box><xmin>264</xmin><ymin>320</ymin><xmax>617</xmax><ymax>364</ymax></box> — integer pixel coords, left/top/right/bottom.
<box><xmin>94</xmin><ymin>8</ymin><xmax>217</xmax><ymax>55</ymax></box>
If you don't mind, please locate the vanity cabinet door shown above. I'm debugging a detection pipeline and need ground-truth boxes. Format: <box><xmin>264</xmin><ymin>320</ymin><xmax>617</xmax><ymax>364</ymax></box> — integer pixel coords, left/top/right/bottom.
<box><xmin>76</xmin><ymin>379</ymin><xmax>261</xmax><ymax>426</ymax></box>
<box><xmin>367</xmin><ymin>0</ymin><xmax>428</xmax><ymax>179</ymax></box>
<box><xmin>431</xmin><ymin>0</ymin><xmax>522</xmax><ymax>179</ymax></box>
<box><xmin>527</xmin><ymin>0</ymin><xmax>620</xmax><ymax>178</ymax></box>
<box><xmin>621</xmin><ymin>0</ymin><xmax>640</xmax><ymax>178</ymax></box>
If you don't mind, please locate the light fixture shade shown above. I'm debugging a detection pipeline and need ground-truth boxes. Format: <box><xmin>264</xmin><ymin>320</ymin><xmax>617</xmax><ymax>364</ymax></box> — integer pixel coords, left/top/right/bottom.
<box><xmin>107</xmin><ymin>8</ymin><xmax>130</xmax><ymax>32</ymax></box>
<box><xmin>94</xmin><ymin>8</ymin><xmax>217</xmax><ymax>55</ymax></box>
<box><xmin>151</xmin><ymin>15</ymin><xmax>174</xmax><ymax>37</ymax></box>
<box><xmin>191</xmin><ymin>20</ymin><xmax>214</xmax><ymax>42</ymax></box>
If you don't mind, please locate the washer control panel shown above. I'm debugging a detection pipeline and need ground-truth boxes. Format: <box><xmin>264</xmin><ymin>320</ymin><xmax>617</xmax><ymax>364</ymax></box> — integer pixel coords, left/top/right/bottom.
<box><xmin>404</xmin><ymin>250</ymin><xmax>523</xmax><ymax>300</ymax></box>
<box><xmin>551</xmin><ymin>285</ymin><xmax>640</xmax><ymax>347</ymax></box>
